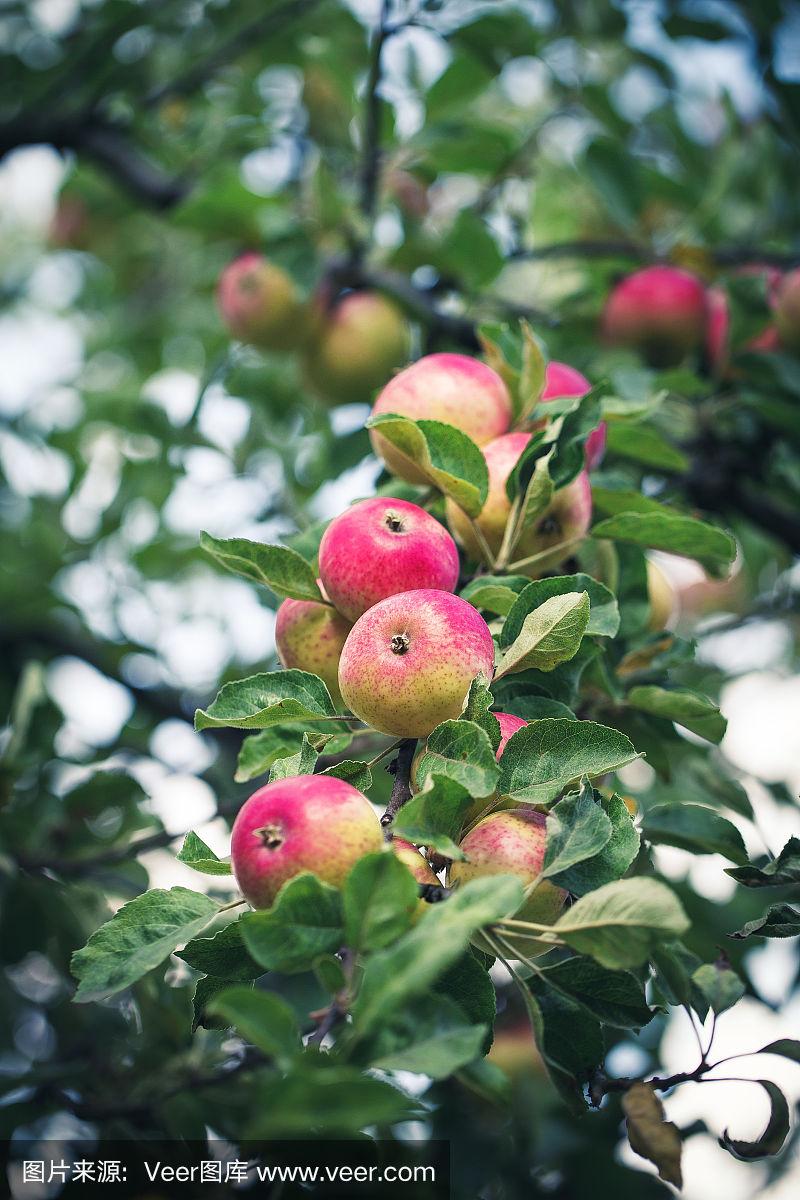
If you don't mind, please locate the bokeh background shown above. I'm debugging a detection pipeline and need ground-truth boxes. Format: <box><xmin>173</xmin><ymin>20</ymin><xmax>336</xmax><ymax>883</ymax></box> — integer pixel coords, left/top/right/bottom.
<box><xmin>1</xmin><ymin>1</ymin><xmax>799</xmax><ymax>1197</ymax></box>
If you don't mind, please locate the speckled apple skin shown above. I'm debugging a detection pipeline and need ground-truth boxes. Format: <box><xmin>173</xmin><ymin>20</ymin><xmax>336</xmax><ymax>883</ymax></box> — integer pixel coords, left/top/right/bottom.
<box><xmin>338</xmin><ymin>589</ymin><xmax>496</xmax><ymax>738</ymax></box>
<box><xmin>369</xmin><ymin>353</ymin><xmax>513</xmax><ymax>484</ymax></box>
<box><xmin>318</xmin><ymin>497</ymin><xmax>460</xmax><ymax>623</ymax></box>
<box><xmin>392</xmin><ymin>838</ymin><xmax>440</xmax><ymax>884</ymax></box>
<box><xmin>494</xmin><ymin>712</ymin><xmax>527</xmax><ymax>757</ymax></box>
<box><xmin>446</xmin><ymin>433</ymin><xmax>593</xmax><ymax>574</ymax></box>
<box><xmin>540</xmin><ymin>361</ymin><xmax>606</xmax><ymax>470</ymax></box>
<box><xmin>304</xmin><ymin>291</ymin><xmax>411</xmax><ymax>405</ymax></box>
<box><xmin>392</xmin><ymin>837</ymin><xmax>440</xmax><ymax>921</ymax></box>
<box><xmin>275</xmin><ymin>594</ymin><xmax>352</xmax><ymax>707</ymax></box>
<box><xmin>231</xmin><ymin>775</ymin><xmax>383</xmax><ymax>909</ymax></box>
<box><xmin>602</xmin><ymin>265</ymin><xmax>709</xmax><ymax>367</ymax></box>
<box><xmin>449</xmin><ymin>809</ymin><xmax>566</xmax><ymax>955</ymax></box>
<box><xmin>217</xmin><ymin>253</ymin><xmax>303</xmax><ymax>350</ymax></box>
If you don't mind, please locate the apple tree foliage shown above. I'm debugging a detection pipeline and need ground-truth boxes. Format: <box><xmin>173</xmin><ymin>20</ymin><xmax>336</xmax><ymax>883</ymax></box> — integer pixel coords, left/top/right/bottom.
<box><xmin>1</xmin><ymin>1</ymin><xmax>800</xmax><ymax>1196</ymax></box>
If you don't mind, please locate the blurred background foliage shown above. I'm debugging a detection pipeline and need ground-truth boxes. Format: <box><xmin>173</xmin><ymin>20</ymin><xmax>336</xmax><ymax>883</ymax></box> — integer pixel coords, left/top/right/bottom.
<box><xmin>0</xmin><ymin>1</ymin><xmax>799</xmax><ymax>1197</ymax></box>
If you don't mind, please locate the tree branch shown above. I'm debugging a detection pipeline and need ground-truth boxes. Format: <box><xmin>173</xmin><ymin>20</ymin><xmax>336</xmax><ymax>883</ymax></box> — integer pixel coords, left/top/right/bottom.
<box><xmin>358</xmin><ymin>0</ymin><xmax>392</xmax><ymax>226</ymax></box>
<box><xmin>381</xmin><ymin>738</ymin><xmax>417</xmax><ymax>829</ymax></box>
<box><xmin>0</xmin><ymin>117</ymin><xmax>189</xmax><ymax>210</ymax></box>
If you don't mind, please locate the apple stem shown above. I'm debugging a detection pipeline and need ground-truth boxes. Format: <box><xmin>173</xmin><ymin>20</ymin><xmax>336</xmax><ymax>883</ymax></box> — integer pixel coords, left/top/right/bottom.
<box><xmin>365</xmin><ymin>738</ymin><xmax>404</xmax><ymax>769</ymax></box>
<box><xmin>494</xmin><ymin>492</ymin><xmax>524</xmax><ymax>570</ymax></box>
<box><xmin>506</xmin><ymin>533</ymin><xmax>586</xmax><ymax>573</ymax></box>
<box><xmin>464</xmin><ymin>512</ymin><xmax>497</xmax><ymax>570</ymax></box>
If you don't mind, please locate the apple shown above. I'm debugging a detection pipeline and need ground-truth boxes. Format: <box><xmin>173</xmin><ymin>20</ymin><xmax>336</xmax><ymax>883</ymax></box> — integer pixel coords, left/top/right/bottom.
<box><xmin>493</xmin><ymin>712</ymin><xmax>527</xmax><ymax>756</ymax></box>
<box><xmin>303</xmin><ymin>290</ymin><xmax>411</xmax><ymax>404</ymax></box>
<box><xmin>487</xmin><ymin>1020</ymin><xmax>545</xmax><ymax>1080</ymax></box>
<box><xmin>602</xmin><ymin>265</ymin><xmax>709</xmax><ymax>366</ymax></box>
<box><xmin>217</xmin><ymin>253</ymin><xmax>305</xmax><ymax>351</ymax></box>
<box><xmin>338</xmin><ymin>589</ymin><xmax>496</xmax><ymax>738</ymax></box>
<box><xmin>318</xmin><ymin>496</ymin><xmax>460</xmax><ymax>623</ymax></box>
<box><xmin>539</xmin><ymin>360</ymin><xmax>606</xmax><ymax>470</ymax></box>
<box><xmin>392</xmin><ymin>837</ymin><xmax>440</xmax><ymax>886</ymax></box>
<box><xmin>775</xmin><ymin>268</ymin><xmax>800</xmax><ymax>351</ymax></box>
<box><xmin>448</xmin><ymin>809</ymin><xmax>566</xmax><ymax>957</ymax></box>
<box><xmin>369</xmin><ymin>353</ymin><xmax>513</xmax><ymax>484</ymax></box>
<box><xmin>445</xmin><ymin>432</ymin><xmax>592</xmax><ymax>574</ymax></box>
<box><xmin>230</xmin><ymin>774</ymin><xmax>383</xmax><ymax>909</ymax></box>
<box><xmin>646</xmin><ymin>559</ymin><xmax>677</xmax><ymax>632</ymax></box>
<box><xmin>706</xmin><ymin>266</ymin><xmax>783</xmax><ymax>373</ymax></box>
<box><xmin>275</xmin><ymin>586</ymin><xmax>352</xmax><ymax>707</ymax></box>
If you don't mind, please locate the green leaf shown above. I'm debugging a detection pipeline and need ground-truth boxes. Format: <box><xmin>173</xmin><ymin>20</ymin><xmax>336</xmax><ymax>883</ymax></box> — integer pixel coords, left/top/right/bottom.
<box><xmin>623</xmin><ymin>1082</ymin><xmax>683</xmax><ymax>1188</ymax></box>
<box><xmin>591</xmin><ymin>487</ymin><xmax>673</xmax><ymax>518</ymax></box>
<box><xmin>235</xmin><ymin>727</ymin><xmax>309</xmax><ymax>783</ymax></box>
<box><xmin>235</xmin><ymin>726</ymin><xmax>353</xmax><ymax>783</ymax></box>
<box><xmin>691</xmin><ymin>961</ymin><xmax>745</xmax><ymax>1015</ymax></box>
<box><xmin>208</xmin><ymin>986</ymin><xmax>300</xmax><ymax>1067</ymax></box>
<box><xmin>241</xmin><ymin>874</ymin><xmax>343</xmax><ymax>973</ymax></box>
<box><xmin>592</xmin><ymin>512</ymin><xmax>736</xmax><ymax>579</ymax></box>
<box><xmin>627</xmin><ymin>686</ymin><xmax>727</xmax><ymax>743</ymax></box>
<box><xmin>191</xmin><ymin>975</ymin><xmax>234</xmax><ymax>1032</ymax></box>
<box><xmin>477</xmin><ymin>322</ymin><xmax>525</xmax><ymax>421</ymax></box>
<box><xmin>434</xmin><ymin>949</ymin><xmax>496</xmax><ymax>1050</ymax></box>
<box><xmin>502</xmin><ymin>574</ymin><xmax>620</xmax><ymax>642</ymax></box>
<box><xmin>460</xmin><ymin>575</ymin><xmax>530</xmax><ymax>616</ymax></box>
<box><xmin>553</xmin><ymin>793</ymin><xmax>640</xmax><ymax>896</ymax></box>
<box><xmin>364</xmin><ymin>993</ymin><xmax>487</xmax><ymax>1077</ymax></box>
<box><xmin>538</xmin><ymin>956</ymin><xmax>653</xmax><ymax>1028</ymax></box>
<box><xmin>495</xmin><ymin>592</ymin><xmax>590</xmax><ymax>678</ymax></box>
<box><xmin>195</xmin><ymin>669</ymin><xmax>339</xmax><ymax>731</ymax></box>
<box><xmin>519</xmin><ymin>453</ymin><xmax>556</xmax><ymax>531</ymax></box>
<box><xmin>177</xmin><ymin>831</ymin><xmax>232</xmax><ymax>876</ymax></box>
<box><xmin>731</xmin><ymin>904</ymin><xmax>800</xmax><ymax>939</ymax></box>
<box><xmin>269</xmin><ymin>733</ymin><xmax>319</xmax><ymax>780</ymax></box>
<box><xmin>583</xmin><ymin>138</ymin><xmax>643</xmax><ymax>229</ymax></box>
<box><xmin>319</xmin><ymin>759</ymin><xmax>373</xmax><ymax>791</ymax></box>
<box><xmin>343</xmin><ymin>852</ymin><xmax>418</xmax><ymax>951</ymax></box>
<box><xmin>643</xmin><ymin>804</ymin><xmax>747</xmax><ymax>864</ymax></box>
<box><xmin>526</xmin><ymin>975</ymin><xmax>604</xmax><ymax>1090</ymax></box>
<box><xmin>498</xmin><ymin>719</ymin><xmax>640</xmax><ymax>806</ymax></box>
<box><xmin>605</xmin><ymin>423</ymin><xmax>689</xmax><ymax>472</ymax></box>
<box><xmin>248</xmin><ymin>1065</ymin><xmax>415</xmax><ymax>1136</ymax></box>
<box><xmin>651</xmin><ymin>941</ymin><xmax>709</xmax><ymax>1018</ymax></box>
<box><xmin>72</xmin><ymin>888</ymin><xmax>219</xmax><ymax>1003</ymax></box>
<box><xmin>352</xmin><ymin>876</ymin><xmax>524</xmax><ymax>1036</ymax></box>
<box><xmin>726</xmin><ymin>838</ymin><xmax>800</xmax><ymax>887</ymax></box>
<box><xmin>518</xmin><ymin>322</ymin><xmax>547</xmax><ymax>417</ymax></box>
<box><xmin>552</xmin><ymin>877</ymin><xmax>690</xmax><ymax>969</ymax></box>
<box><xmin>365</xmin><ymin>414</ymin><xmax>489</xmax><ymax>517</ymax></box>
<box><xmin>177</xmin><ymin>918</ymin><xmax>263</xmax><ymax>981</ymax></box>
<box><xmin>542</xmin><ymin>782</ymin><xmax>613</xmax><ymax>882</ymax></box>
<box><xmin>415</xmin><ymin>720</ymin><xmax>500</xmax><ymax>798</ymax></box>
<box><xmin>758</xmin><ymin>1039</ymin><xmax>800</xmax><ymax>1063</ymax></box>
<box><xmin>720</xmin><ymin>1080</ymin><xmax>790</xmax><ymax>1160</ymax></box>
<box><xmin>461</xmin><ymin>676</ymin><xmax>501</xmax><ymax>751</ymax></box>
<box><xmin>391</xmin><ymin>776</ymin><xmax>474</xmax><ymax>859</ymax></box>
<box><xmin>200</xmin><ymin>531</ymin><xmax>322</xmax><ymax>601</ymax></box>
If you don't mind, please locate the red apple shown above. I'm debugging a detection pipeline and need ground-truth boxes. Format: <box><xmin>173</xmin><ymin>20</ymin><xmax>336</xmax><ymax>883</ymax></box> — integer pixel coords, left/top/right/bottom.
<box><xmin>230</xmin><ymin>774</ymin><xmax>383</xmax><ymax>909</ymax></box>
<box><xmin>318</xmin><ymin>497</ymin><xmax>460</xmax><ymax>623</ymax></box>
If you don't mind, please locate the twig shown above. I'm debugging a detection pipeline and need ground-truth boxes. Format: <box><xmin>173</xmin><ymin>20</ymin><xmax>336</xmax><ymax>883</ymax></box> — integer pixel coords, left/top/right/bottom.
<box><xmin>358</xmin><ymin>0</ymin><xmax>392</xmax><ymax>226</ymax></box>
<box><xmin>381</xmin><ymin>738</ymin><xmax>417</xmax><ymax>829</ymax></box>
